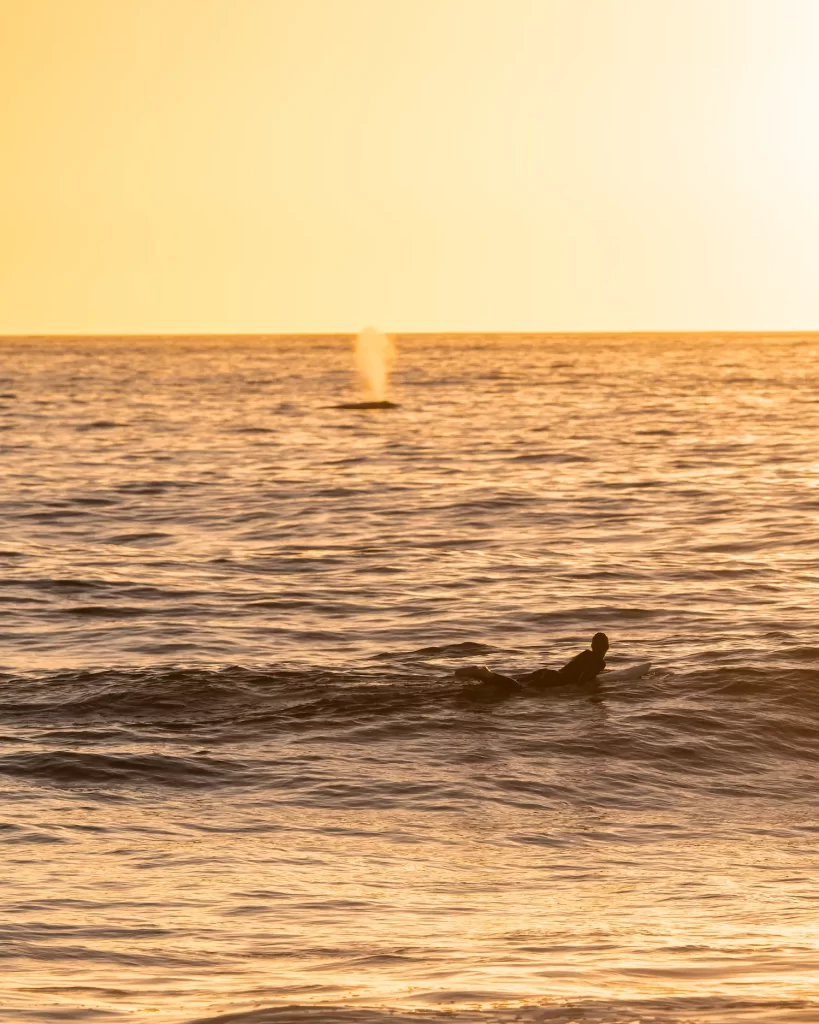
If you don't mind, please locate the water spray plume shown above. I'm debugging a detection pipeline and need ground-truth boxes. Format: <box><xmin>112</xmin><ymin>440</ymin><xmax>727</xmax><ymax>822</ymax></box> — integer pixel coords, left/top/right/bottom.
<box><xmin>355</xmin><ymin>327</ymin><xmax>395</xmax><ymax>402</ymax></box>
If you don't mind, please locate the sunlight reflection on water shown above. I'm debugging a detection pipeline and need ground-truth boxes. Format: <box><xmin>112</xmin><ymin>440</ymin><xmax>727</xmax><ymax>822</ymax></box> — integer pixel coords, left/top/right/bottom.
<box><xmin>0</xmin><ymin>334</ymin><xmax>818</xmax><ymax>1023</ymax></box>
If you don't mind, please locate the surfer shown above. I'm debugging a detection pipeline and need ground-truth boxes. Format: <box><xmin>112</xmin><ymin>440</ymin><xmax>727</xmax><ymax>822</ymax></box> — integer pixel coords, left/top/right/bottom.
<box><xmin>455</xmin><ymin>632</ymin><xmax>609</xmax><ymax>695</ymax></box>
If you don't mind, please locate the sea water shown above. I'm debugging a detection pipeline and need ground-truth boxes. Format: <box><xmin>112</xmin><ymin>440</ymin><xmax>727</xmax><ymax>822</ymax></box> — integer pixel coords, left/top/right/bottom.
<box><xmin>1</xmin><ymin>334</ymin><xmax>818</xmax><ymax>1023</ymax></box>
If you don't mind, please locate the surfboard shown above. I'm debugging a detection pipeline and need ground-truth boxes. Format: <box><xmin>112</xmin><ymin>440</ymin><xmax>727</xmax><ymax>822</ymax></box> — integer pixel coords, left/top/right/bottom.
<box><xmin>601</xmin><ymin>662</ymin><xmax>651</xmax><ymax>682</ymax></box>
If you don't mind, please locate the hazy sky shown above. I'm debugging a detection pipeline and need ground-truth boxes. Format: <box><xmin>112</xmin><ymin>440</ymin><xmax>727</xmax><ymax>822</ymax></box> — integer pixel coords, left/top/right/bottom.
<box><xmin>2</xmin><ymin>0</ymin><xmax>819</xmax><ymax>333</ymax></box>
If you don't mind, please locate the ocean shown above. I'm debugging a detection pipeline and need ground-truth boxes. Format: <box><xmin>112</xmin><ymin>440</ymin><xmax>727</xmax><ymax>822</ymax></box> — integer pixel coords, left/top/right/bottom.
<box><xmin>1</xmin><ymin>333</ymin><xmax>818</xmax><ymax>1024</ymax></box>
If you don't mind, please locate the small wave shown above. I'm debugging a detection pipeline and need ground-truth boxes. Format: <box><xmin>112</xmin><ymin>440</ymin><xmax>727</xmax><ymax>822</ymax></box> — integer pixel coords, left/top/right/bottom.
<box><xmin>69</xmin><ymin>496</ymin><xmax>119</xmax><ymax>506</ymax></box>
<box><xmin>20</xmin><ymin>508</ymin><xmax>91</xmax><ymax>521</ymax></box>
<box><xmin>0</xmin><ymin>655</ymin><xmax>817</xmax><ymax>807</ymax></box>
<box><xmin>786</xmin><ymin>646</ymin><xmax>819</xmax><ymax>662</ymax></box>
<box><xmin>75</xmin><ymin>420</ymin><xmax>122</xmax><ymax>430</ymax></box>
<box><xmin>186</xmin><ymin>997</ymin><xmax>819</xmax><ymax>1024</ymax></box>
<box><xmin>0</xmin><ymin>749</ymin><xmax>241</xmax><ymax>788</ymax></box>
<box><xmin>115</xmin><ymin>480</ymin><xmax>204</xmax><ymax>494</ymax></box>
<box><xmin>511</xmin><ymin>452</ymin><xmax>591</xmax><ymax>463</ymax></box>
<box><xmin>69</xmin><ymin>605</ymin><xmax>149</xmax><ymax>618</ymax></box>
<box><xmin>0</xmin><ymin>577</ymin><xmax>103</xmax><ymax>592</ymax></box>
<box><xmin>375</xmin><ymin>641</ymin><xmax>499</xmax><ymax>661</ymax></box>
<box><xmin>104</xmin><ymin>531</ymin><xmax>172</xmax><ymax>545</ymax></box>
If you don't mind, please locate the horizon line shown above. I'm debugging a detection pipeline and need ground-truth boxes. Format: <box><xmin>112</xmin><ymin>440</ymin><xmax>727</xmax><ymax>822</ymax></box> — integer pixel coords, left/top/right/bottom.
<box><xmin>2</xmin><ymin>329</ymin><xmax>818</xmax><ymax>340</ymax></box>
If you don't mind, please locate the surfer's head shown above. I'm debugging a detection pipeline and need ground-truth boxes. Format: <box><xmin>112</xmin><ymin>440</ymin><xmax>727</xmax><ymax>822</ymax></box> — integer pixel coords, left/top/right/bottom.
<box><xmin>591</xmin><ymin>632</ymin><xmax>609</xmax><ymax>655</ymax></box>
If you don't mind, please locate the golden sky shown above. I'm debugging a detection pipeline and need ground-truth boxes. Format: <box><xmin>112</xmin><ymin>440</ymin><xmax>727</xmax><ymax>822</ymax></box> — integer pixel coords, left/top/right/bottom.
<box><xmin>2</xmin><ymin>0</ymin><xmax>818</xmax><ymax>333</ymax></box>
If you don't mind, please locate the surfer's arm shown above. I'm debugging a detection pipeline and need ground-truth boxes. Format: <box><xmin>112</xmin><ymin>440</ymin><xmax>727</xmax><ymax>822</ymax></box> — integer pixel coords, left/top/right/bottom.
<box><xmin>454</xmin><ymin>665</ymin><xmax>518</xmax><ymax>686</ymax></box>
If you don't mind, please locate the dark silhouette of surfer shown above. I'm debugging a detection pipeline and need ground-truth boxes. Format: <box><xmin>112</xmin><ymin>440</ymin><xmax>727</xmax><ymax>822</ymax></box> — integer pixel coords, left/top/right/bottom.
<box><xmin>455</xmin><ymin>632</ymin><xmax>609</xmax><ymax>697</ymax></box>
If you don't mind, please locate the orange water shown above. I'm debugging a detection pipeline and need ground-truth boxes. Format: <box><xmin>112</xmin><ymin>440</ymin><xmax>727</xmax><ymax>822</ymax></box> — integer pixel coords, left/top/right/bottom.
<box><xmin>1</xmin><ymin>334</ymin><xmax>818</xmax><ymax>1023</ymax></box>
